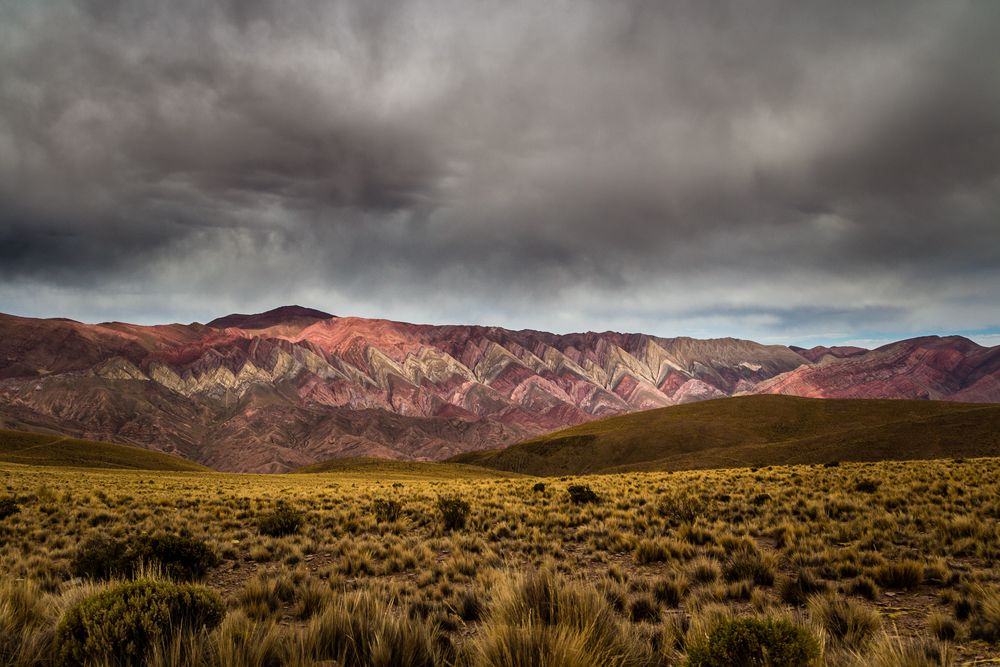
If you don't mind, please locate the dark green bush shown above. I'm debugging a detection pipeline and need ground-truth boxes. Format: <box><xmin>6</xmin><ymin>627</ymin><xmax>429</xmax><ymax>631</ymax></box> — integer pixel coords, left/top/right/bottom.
<box><xmin>71</xmin><ymin>534</ymin><xmax>218</xmax><ymax>581</ymax></box>
<box><xmin>437</xmin><ymin>496</ymin><xmax>470</xmax><ymax>531</ymax></box>
<box><xmin>54</xmin><ymin>580</ymin><xmax>225</xmax><ymax>667</ymax></box>
<box><xmin>0</xmin><ymin>496</ymin><xmax>19</xmax><ymax>520</ymax></box>
<box><xmin>258</xmin><ymin>501</ymin><xmax>304</xmax><ymax>537</ymax></box>
<box><xmin>71</xmin><ymin>535</ymin><xmax>130</xmax><ymax>580</ymax></box>
<box><xmin>567</xmin><ymin>484</ymin><xmax>600</xmax><ymax>505</ymax></box>
<box><xmin>532</xmin><ymin>482</ymin><xmax>546</xmax><ymax>493</ymax></box>
<box><xmin>685</xmin><ymin>616</ymin><xmax>821</xmax><ymax>666</ymax></box>
<box><xmin>373</xmin><ymin>498</ymin><xmax>402</xmax><ymax>523</ymax></box>
<box><xmin>130</xmin><ymin>534</ymin><xmax>219</xmax><ymax>580</ymax></box>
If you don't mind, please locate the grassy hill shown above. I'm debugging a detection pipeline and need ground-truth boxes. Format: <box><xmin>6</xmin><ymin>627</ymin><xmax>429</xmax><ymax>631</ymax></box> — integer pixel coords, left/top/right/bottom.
<box><xmin>294</xmin><ymin>456</ymin><xmax>521</xmax><ymax>480</ymax></box>
<box><xmin>0</xmin><ymin>429</ymin><xmax>208</xmax><ymax>471</ymax></box>
<box><xmin>452</xmin><ymin>395</ymin><xmax>1000</xmax><ymax>475</ymax></box>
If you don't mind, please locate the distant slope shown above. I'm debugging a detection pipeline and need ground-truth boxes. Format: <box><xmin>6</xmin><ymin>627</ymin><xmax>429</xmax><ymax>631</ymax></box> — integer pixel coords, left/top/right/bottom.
<box><xmin>294</xmin><ymin>456</ymin><xmax>521</xmax><ymax>479</ymax></box>
<box><xmin>0</xmin><ymin>429</ymin><xmax>209</xmax><ymax>471</ymax></box>
<box><xmin>452</xmin><ymin>396</ymin><xmax>1000</xmax><ymax>475</ymax></box>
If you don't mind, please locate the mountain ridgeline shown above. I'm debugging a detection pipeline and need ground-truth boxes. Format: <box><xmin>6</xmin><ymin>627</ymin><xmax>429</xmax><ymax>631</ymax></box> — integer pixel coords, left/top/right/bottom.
<box><xmin>1</xmin><ymin>306</ymin><xmax>998</xmax><ymax>472</ymax></box>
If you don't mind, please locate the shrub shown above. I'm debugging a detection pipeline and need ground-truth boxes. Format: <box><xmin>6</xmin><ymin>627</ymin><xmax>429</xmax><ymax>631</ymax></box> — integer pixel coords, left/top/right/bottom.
<box><xmin>855</xmin><ymin>480</ymin><xmax>880</xmax><ymax>493</ymax></box>
<box><xmin>567</xmin><ymin>485</ymin><xmax>600</xmax><ymax>505</ymax></box>
<box><xmin>0</xmin><ymin>496</ymin><xmax>19</xmax><ymax>520</ymax></box>
<box><xmin>71</xmin><ymin>534</ymin><xmax>218</xmax><ymax>581</ymax></box>
<box><xmin>658</xmin><ymin>494</ymin><xmax>703</xmax><ymax>524</ymax></box>
<box><xmin>71</xmin><ymin>535</ymin><xmax>131</xmax><ymax>580</ymax></box>
<box><xmin>685</xmin><ymin>616</ymin><xmax>821</xmax><ymax>667</ymax></box>
<box><xmin>258</xmin><ymin>501</ymin><xmax>304</xmax><ymax>537</ymax></box>
<box><xmin>130</xmin><ymin>534</ymin><xmax>219</xmax><ymax>580</ymax></box>
<box><xmin>373</xmin><ymin>498</ymin><xmax>402</xmax><ymax>523</ymax></box>
<box><xmin>808</xmin><ymin>594</ymin><xmax>881</xmax><ymax>649</ymax></box>
<box><xmin>532</xmin><ymin>482</ymin><xmax>546</xmax><ymax>493</ymax></box>
<box><xmin>438</xmin><ymin>496</ymin><xmax>470</xmax><ymax>531</ymax></box>
<box><xmin>54</xmin><ymin>580</ymin><xmax>225</xmax><ymax>667</ymax></box>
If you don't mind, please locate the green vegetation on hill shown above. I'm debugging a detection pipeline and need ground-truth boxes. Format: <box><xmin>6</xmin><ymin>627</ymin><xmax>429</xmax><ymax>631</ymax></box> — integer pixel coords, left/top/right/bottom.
<box><xmin>452</xmin><ymin>395</ymin><xmax>1000</xmax><ymax>475</ymax></box>
<box><xmin>0</xmin><ymin>429</ymin><xmax>208</xmax><ymax>471</ymax></box>
<box><xmin>294</xmin><ymin>456</ymin><xmax>520</xmax><ymax>480</ymax></box>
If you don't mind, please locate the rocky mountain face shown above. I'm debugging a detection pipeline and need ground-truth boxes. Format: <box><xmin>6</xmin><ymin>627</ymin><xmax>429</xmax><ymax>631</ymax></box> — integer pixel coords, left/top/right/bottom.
<box><xmin>1</xmin><ymin>306</ymin><xmax>997</xmax><ymax>472</ymax></box>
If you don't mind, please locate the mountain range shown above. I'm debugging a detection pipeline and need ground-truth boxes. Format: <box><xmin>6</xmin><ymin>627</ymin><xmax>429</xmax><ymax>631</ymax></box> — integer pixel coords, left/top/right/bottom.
<box><xmin>1</xmin><ymin>305</ymin><xmax>997</xmax><ymax>472</ymax></box>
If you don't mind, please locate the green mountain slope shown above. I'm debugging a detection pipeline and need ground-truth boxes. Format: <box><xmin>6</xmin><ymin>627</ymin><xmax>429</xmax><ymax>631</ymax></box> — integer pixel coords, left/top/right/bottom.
<box><xmin>451</xmin><ymin>395</ymin><xmax>1000</xmax><ymax>475</ymax></box>
<box><xmin>0</xmin><ymin>429</ymin><xmax>209</xmax><ymax>471</ymax></box>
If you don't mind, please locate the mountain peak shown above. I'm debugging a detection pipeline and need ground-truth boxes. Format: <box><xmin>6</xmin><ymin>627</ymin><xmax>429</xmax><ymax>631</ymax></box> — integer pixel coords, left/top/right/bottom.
<box><xmin>206</xmin><ymin>305</ymin><xmax>334</xmax><ymax>330</ymax></box>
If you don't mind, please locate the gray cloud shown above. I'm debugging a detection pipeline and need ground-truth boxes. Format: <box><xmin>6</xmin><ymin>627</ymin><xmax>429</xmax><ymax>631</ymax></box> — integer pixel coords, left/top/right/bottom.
<box><xmin>1</xmin><ymin>0</ymin><xmax>998</xmax><ymax>344</ymax></box>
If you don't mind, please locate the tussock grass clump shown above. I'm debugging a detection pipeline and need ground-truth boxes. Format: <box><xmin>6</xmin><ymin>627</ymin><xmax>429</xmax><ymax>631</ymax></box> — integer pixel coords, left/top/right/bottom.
<box><xmin>567</xmin><ymin>484</ymin><xmax>600</xmax><ymax>505</ymax></box>
<box><xmin>875</xmin><ymin>560</ymin><xmax>924</xmax><ymax>590</ymax></box>
<box><xmin>926</xmin><ymin>612</ymin><xmax>959</xmax><ymax>641</ymax></box>
<box><xmin>848</xmin><ymin>575</ymin><xmax>880</xmax><ymax>601</ymax></box>
<box><xmin>438</xmin><ymin>496</ymin><xmax>471</xmax><ymax>531</ymax></box>
<box><xmin>723</xmin><ymin>548</ymin><xmax>775</xmax><ymax>587</ymax></box>
<box><xmin>54</xmin><ymin>579</ymin><xmax>224</xmax><ymax>667</ymax></box>
<box><xmin>969</xmin><ymin>585</ymin><xmax>1000</xmax><ymax>643</ymax></box>
<box><xmin>684</xmin><ymin>616</ymin><xmax>821</xmax><ymax>666</ymax></box>
<box><xmin>0</xmin><ymin>580</ymin><xmax>49</xmax><ymax>666</ymax></box>
<box><xmin>652</xmin><ymin>573</ymin><xmax>689</xmax><ymax>608</ymax></box>
<box><xmin>469</xmin><ymin>569</ymin><xmax>651</xmax><ymax>667</ymax></box>
<box><xmin>258</xmin><ymin>501</ymin><xmax>304</xmax><ymax>537</ymax></box>
<box><xmin>854</xmin><ymin>634</ymin><xmax>952</xmax><ymax>667</ymax></box>
<box><xmin>293</xmin><ymin>592</ymin><xmax>446</xmax><ymax>667</ymax></box>
<box><xmin>778</xmin><ymin>568</ymin><xmax>826</xmax><ymax>605</ymax></box>
<box><xmin>0</xmin><ymin>495</ymin><xmax>20</xmax><ymax>520</ymax></box>
<box><xmin>807</xmin><ymin>594</ymin><xmax>881</xmax><ymax>649</ymax></box>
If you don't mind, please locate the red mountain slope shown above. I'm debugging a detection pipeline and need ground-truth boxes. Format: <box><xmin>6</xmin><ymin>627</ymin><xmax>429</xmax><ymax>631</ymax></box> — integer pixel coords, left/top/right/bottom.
<box><xmin>0</xmin><ymin>309</ymin><xmax>997</xmax><ymax>472</ymax></box>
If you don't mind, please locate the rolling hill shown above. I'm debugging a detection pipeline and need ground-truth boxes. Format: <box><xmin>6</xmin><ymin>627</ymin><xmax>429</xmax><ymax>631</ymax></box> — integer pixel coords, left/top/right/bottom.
<box><xmin>452</xmin><ymin>395</ymin><xmax>1000</xmax><ymax>475</ymax></box>
<box><xmin>0</xmin><ymin>429</ymin><xmax>209</xmax><ymax>471</ymax></box>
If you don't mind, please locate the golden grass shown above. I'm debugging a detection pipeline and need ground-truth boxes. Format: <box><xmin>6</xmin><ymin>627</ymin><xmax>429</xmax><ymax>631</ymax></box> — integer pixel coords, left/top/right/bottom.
<box><xmin>0</xmin><ymin>455</ymin><xmax>998</xmax><ymax>664</ymax></box>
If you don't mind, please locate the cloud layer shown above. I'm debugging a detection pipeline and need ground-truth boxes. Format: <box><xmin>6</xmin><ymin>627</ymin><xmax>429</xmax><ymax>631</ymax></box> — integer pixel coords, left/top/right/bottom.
<box><xmin>2</xmin><ymin>1</ymin><xmax>999</xmax><ymax>344</ymax></box>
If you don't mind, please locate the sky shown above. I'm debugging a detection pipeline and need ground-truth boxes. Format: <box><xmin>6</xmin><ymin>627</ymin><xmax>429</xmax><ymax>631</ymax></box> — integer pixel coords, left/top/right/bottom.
<box><xmin>1</xmin><ymin>1</ymin><xmax>998</xmax><ymax>348</ymax></box>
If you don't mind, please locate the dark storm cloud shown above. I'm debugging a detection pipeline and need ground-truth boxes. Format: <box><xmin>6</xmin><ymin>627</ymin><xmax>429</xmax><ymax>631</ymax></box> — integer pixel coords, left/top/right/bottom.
<box><xmin>1</xmin><ymin>0</ymin><xmax>998</xmax><ymax>342</ymax></box>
